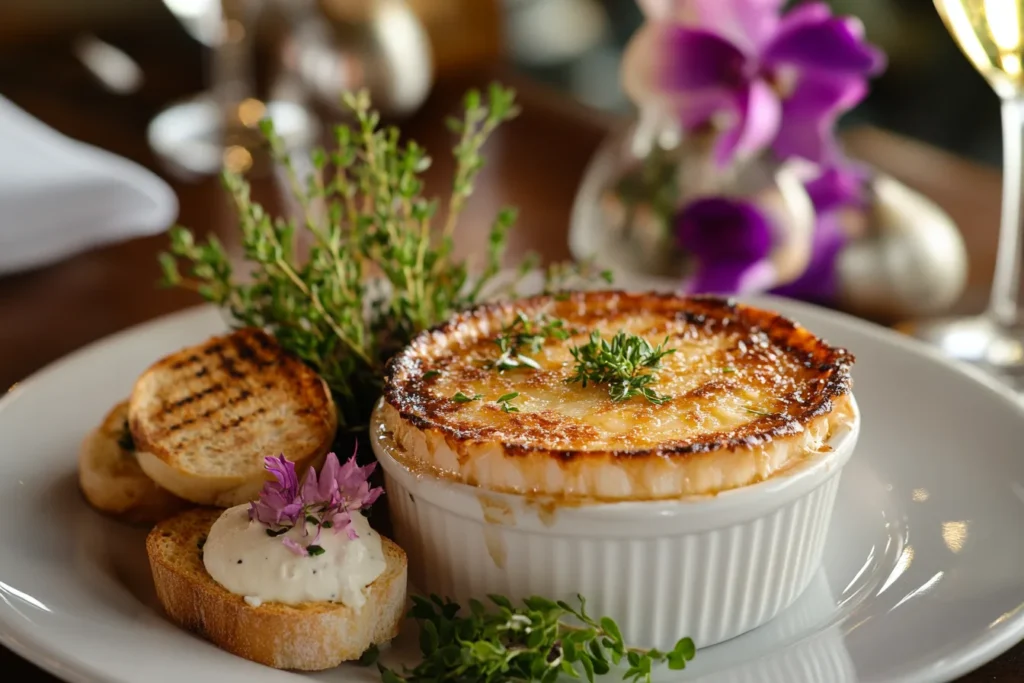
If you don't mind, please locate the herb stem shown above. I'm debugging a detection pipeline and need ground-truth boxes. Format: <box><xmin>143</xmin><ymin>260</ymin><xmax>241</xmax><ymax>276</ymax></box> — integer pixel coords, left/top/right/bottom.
<box><xmin>273</xmin><ymin>253</ymin><xmax>375</xmax><ymax>369</ymax></box>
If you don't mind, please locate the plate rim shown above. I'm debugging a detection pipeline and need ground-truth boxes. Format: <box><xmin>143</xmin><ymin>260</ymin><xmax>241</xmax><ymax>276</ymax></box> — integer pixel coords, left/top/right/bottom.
<box><xmin>2</xmin><ymin>300</ymin><xmax>1024</xmax><ymax>683</ymax></box>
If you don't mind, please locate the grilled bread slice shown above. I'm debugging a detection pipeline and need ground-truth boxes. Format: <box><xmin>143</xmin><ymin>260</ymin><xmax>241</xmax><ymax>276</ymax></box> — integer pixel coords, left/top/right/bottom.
<box><xmin>147</xmin><ymin>508</ymin><xmax>407</xmax><ymax>671</ymax></box>
<box><xmin>381</xmin><ymin>291</ymin><xmax>856</xmax><ymax>501</ymax></box>
<box><xmin>78</xmin><ymin>400</ymin><xmax>191</xmax><ymax>524</ymax></box>
<box><xmin>129</xmin><ymin>329</ymin><xmax>338</xmax><ymax>508</ymax></box>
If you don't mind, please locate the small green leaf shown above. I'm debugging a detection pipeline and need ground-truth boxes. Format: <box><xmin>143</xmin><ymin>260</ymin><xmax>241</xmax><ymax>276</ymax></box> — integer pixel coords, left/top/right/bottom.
<box><xmin>600</xmin><ymin>617</ymin><xmax>623</xmax><ymax>644</ymax></box>
<box><xmin>488</xmin><ymin>594</ymin><xmax>513</xmax><ymax>609</ymax></box>
<box><xmin>423</xmin><ymin>369</ymin><xmax>441</xmax><ymax>380</ymax></box>
<box><xmin>452</xmin><ymin>391</ymin><xmax>483</xmax><ymax>403</ymax></box>
<box><xmin>523</xmin><ymin>596</ymin><xmax>559</xmax><ymax>612</ymax></box>
<box><xmin>470</xmin><ymin>640</ymin><xmax>502</xmax><ymax>660</ymax></box>
<box><xmin>526</xmin><ymin>628</ymin><xmax>546</xmax><ymax>649</ymax></box>
<box><xmin>531</xmin><ymin>656</ymin><xmax>549</xmax><ymax>679</ymax></box>
<box><xmin>540</xmin><ymin>665</ymin><xmax>561</xmax><ymax>683</ymax></box>
<box><xmin>157</xmin><ymin>252</ymin><xmax>181</xmax><ymax>287</ymax></box>
<box><xmin>580</xmin><ymin>653</ymin><xmax>595</xmax><ymax>682</ymax></box>
<box><xmin>667</xmin><ymin>636</ymin><xmax>696</xmax><ymax>669</ymax></box>
<box><xmin>419</xmin><ymin>620</ymin><xmax>439</xmax><ymax>655</ymax></box>
<box><xmin>306</xmin><ymin>544</ymin><xmax>325</xmax><ymax>556</ymax></box>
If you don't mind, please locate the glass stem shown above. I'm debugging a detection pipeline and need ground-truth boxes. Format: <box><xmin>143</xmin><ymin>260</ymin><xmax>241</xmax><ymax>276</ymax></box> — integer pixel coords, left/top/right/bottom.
<box><xmin>212</xmin><ymin>0</ymin><xmax>261</xmax><ymax>146</ymax></box>
<box><xmin>989</xmin><ymin>97</ymin><xmax>1024</xmax><ymax>328</ymax></box>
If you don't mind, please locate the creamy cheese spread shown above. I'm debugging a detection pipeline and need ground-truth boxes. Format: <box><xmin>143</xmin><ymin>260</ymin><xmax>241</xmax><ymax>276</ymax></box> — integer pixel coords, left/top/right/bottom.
<box><xmin>203</xmin><ymin>504</ymin><xmax>386</xmax><ymax>608</ymax></box>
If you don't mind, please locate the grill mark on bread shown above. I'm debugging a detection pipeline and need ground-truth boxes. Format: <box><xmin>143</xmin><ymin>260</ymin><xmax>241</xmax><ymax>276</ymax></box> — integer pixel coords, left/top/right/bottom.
<box><xmin>163</xmin><ymin>388</ymin><xmax>255</xmax><ymax>434</ymax></box>
<box><xmin>129</xmin><ymin>328</ymin><xmax>337</xmax><ymax>482</ymax></box>
<box><xmin>170</xmin><ymin>354</ymin><xmax>201</xmax><ymax>370</ymax></box>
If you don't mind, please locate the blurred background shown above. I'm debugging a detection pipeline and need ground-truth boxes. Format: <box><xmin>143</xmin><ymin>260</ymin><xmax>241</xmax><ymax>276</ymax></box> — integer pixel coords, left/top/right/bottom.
<box><xmin>0</xmin><ymin>0</ymin><xmax>1003</xmax><ymax>165</ymax></box>
<box><xmin>0</xmin><ymin>0</ymin><xmax>1014</xmax><ymax>392</ymax></box>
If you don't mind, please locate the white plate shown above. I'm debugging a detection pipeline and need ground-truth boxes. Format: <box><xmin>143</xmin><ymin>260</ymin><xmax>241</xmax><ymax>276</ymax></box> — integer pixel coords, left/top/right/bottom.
<box><xmin>2</xmin><ymin>298</ymin><xmax>1024</xmax><ymax>683</ymax></box>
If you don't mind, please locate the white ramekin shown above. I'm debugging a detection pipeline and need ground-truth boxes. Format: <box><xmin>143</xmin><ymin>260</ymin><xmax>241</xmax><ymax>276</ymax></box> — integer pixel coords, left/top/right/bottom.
<box><xmin>371</xmin><ymin>396</ymin><xmax>860</xmax><ymax>650</ymax></box>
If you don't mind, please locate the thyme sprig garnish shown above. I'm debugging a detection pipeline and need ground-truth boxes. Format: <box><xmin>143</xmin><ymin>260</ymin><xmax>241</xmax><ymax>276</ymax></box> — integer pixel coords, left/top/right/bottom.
<box><xmin>566</xmin><ymin>332</ymin><xmax>675</xmax><ymax>404</ymax></box>
<box><xmin>158</xmin><ymin>84</ymin><xmax>607</xmax><ymax>428</ymax></box>
<box><xmin>453</xmin><ymin>391</ymin><xmax>483</xmax><ymax>403</ymax></box>
<box><xmin>490</xmin><ymin>313</ymin><xmax>574</xmax><ymax>372</ymax></box>
<box><xmin>365</xmin><ymin>594</ymin><xmax>695</xmax><ymax>683</ymax></box>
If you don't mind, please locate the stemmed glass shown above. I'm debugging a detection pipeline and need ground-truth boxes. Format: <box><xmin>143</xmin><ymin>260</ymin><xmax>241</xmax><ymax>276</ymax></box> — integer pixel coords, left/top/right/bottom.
<box><xmin>907</xmin><ymin>1</ymin><xmax>1024</xmax><ymax>388</ymax></box>
<box><xmin>148</xmin><ymin>0</ymin><xmax>319</xmax><ymax>178</ymax></box>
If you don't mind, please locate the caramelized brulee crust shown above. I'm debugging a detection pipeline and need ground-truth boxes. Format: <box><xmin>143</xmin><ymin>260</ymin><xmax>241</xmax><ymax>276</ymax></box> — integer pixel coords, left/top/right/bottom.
<box><xmin>380</xmin><ymin>292</ymin><xmax>855</xmax><ymax>500</ymax></box>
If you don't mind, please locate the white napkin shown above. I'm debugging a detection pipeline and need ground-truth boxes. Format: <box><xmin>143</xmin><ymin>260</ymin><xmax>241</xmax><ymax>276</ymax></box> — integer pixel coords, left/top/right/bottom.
<box><xmin>0</xmin><ymin>95</ymin><xmax>178</xmax><ymax>275</ymax></box>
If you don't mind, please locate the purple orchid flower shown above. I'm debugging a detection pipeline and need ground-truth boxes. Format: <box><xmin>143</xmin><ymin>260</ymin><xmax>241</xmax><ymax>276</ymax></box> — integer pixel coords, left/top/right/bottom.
<box><xmin>676</xmin><ymin>197</ymin><xmax>777</xmax><ymax>294</ymax></box>
<box><xmin>677</xmin><ymin>164</ymin><xmax>868</xmax><ymax>298</ymax></box>
<box><xmin>771</xmin><ymin>164</ymin><xmax>869</xmax><ymax>302</ymax></box>
<box><xmin>628</xmin><ymin>0</ymin><xmax>885</xmax><ymax>166</ymax></box>
<box><xmin>248</xmin><ymin>455</ymin><xmax>303</xmax><ymax>527</ymax></box>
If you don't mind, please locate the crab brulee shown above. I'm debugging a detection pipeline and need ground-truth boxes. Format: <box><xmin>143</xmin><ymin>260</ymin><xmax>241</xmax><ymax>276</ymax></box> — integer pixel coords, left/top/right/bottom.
<box><xmin>371</xmin><ymin>291</ymin><xmax>860</xmax><ymax>649</ymax></box>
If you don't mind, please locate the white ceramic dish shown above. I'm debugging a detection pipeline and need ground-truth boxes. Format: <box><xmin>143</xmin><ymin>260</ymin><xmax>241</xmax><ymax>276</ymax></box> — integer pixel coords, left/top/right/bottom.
<box><xmin>372</xmin><ymin>396</ymin><xmax>860</xmax><ymax>650</ymax></box>
<box><xmin>2</xmin><ymin>298</ymin><xmax>1024</xmax><ymax>683</ymax></box>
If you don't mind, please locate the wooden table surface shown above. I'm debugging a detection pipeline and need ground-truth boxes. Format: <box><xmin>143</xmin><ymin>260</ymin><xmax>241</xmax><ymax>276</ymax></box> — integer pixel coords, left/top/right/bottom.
<box><xmin>0</xmin><ymin>21</ymin><xmax>1021</xmax><ymax>683</ymax></box>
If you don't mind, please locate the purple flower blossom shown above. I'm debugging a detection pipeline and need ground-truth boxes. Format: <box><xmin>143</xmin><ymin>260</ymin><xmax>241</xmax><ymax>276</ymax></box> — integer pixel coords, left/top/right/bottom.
<box><xmin>336</xmin><ymin>457</ymin><xmax>383</xmax><ymax>512</ymax></box>
<box><xmin>248</xmin><ymin>444</ymin><xmax>385</xmax><ymax>554</ymax></box>
<box><xmin>676</xmin><ymin>197</ymin><xmax>777</xmax><ymax>294</ymax></box>
<box><xmin>675</xmin><ymin>164</ymin><xmax>868</xmax><ymax>300</ymax></box>
<box><xmin>770</xmin><ymin>164</ymin><xmax>869</xmax><ymax>302</ymax></box>
<box><xmin>628</xmin><ymin>0</ymin><xmax>885</xmax><ymax>166</ymax></box>
<box><xmin>248</xmin><ymin>455</ymin><xmax>303</xmax><ymax>527</ymax></box>
<box><xmin>282</xmin><ymin>537</ymin><xmax>308</xmax><ymax>557</ymax></box>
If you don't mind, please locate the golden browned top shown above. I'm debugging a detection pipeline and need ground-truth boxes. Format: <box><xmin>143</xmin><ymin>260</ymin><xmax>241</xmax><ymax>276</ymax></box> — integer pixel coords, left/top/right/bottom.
<box><xmin>383</xmin><ymin>291</ymin><xmax>853</xmax><ymax>460</ymax></box>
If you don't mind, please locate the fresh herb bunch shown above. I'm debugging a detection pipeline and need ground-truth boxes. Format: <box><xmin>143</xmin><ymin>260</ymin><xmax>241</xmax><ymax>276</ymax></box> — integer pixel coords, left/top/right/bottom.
<box><xmin>158</xmin><ymin>84</ymin><xmax>604</xmax><ymax>429</ymax></box>
<box><xmin>566</xmin><ymin>332</ymin><xmax>675</xmax><ymax>404</ymax></box>
<box><xmin>363</xmin><ymin>594</ymin><xmax>695</xmax><ymax>683</ymax></box>
<box><xmin>490</xmin><ymin>313</ymin><xmax>574</xmax><ymax>372</ymax></box>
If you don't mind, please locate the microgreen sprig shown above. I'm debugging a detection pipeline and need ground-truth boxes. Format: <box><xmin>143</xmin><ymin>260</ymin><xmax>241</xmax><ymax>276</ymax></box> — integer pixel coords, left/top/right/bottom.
<box><xmin>453</xmin><ymin>391</ymin><xmax>483</xmax><ymax>403</ymax></box>
<box><xmin>496</xmin><ymin>392</ymin><xmax>520</xmax><ymax>413</ymax></box>
<box><xmin>363</xmin><ymin>593</ymin><xmax>695</xmax><ymax>683</ymax></box>
<box><xmin>566</xmin><ymin>332</ymin><xmax>675</xmax><ymax>404</ymax></box>
<box><xmin>490</xmin><ymin>312</ymin><xmax>574</xmax><ymax>372</ymax></box>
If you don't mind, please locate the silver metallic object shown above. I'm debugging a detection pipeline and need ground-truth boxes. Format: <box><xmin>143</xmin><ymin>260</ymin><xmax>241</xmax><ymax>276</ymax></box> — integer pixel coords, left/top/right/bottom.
<box><xmin>278</xmin><ymin>0</ymin><xmax>434</xmax><ymax>118</ymax></box>
<box><xmin>836</xmin><ymin>173</ymin><xmax>968</xmax><ymax>321</ymax></box>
